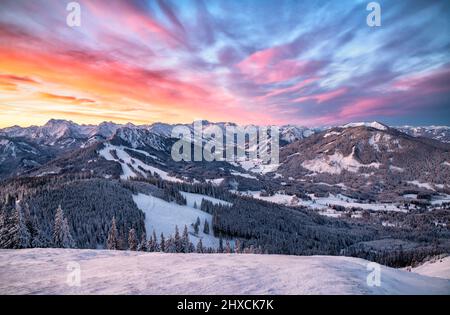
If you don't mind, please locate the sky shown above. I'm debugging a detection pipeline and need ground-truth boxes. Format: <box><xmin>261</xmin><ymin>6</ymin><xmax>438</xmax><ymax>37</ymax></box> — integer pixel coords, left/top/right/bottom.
<box><xmin>0</xmin><ymin>0</ymin><xmax>449</xmax><ymax>128</ymax></box>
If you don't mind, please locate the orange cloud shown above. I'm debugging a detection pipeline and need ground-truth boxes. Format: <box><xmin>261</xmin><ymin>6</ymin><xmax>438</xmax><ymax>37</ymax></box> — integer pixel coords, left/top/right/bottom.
<box><xmin>37</xmin><ymin>92</ymin><xmax>96</xmax><ymax>105</ymax></box>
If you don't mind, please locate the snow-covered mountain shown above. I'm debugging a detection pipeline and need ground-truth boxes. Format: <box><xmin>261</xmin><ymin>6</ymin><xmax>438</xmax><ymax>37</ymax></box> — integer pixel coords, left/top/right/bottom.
<box><xmin>1</xmin><ymin>248</ymin><xmax>449</xmax><ymax>294</ymax></box>
<box><xmin>0</xmin><ymin>119</ymin><xmax>312</xmax><ymax>179</ymax></box>
<box><xmin>1</xmin><ymin>119</ymin><xmax>450</xmax><ymax>193</ymax></box>
<box><xmin>275</xmin><ymin>123</ymin><xmax>450</xmax><ymax>204</ymax></box>
<box><xmin>280</xmin><ymin>125</ymin><xmax>317</xmax><ymax>143</ymax></box>
<box><xmin>0</xmin><ymin>119</ymin><xmax>122</xmax><ymax>146</ymax></box>
<box><xmin>342</xmin><ymin>121</ymin><xmax>389</xmax><ymax>131</ymax></box>
<box><xmin>0</xmin><ymin>119</ymin><xmax>314</xmax><ymax>149</ymax></box>
<box><xmin>0</xmin><ymin>138</ymin><xmax>51</xmax><ymax>178</ymax></box>
<box><xmin>2</xmin><ymin>120</ymin><xmax>449</xmax><ymax>147</ymax></box>
<box><xmin>395</xmin><ymin>125</ymin><xmax>450</xmax><ymax>143</ymax></box>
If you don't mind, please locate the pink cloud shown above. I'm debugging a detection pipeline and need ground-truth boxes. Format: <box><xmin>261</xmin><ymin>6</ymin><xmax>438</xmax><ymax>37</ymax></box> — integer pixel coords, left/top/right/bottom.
<box><xmin>238</xmin><ymin>47</ymin><xmax>283</xmax><ymax>69</ymax></box>
<box><xmin>393</xmin><ymin>66</ymin><xmax>450</xmax><ymax>94</ymax></box>
<box><xmin>338</xmin><ymin>97</ymin><xmax>403</xmax><ymax>121</ymax></box>
<box><xmin>236</xmin><ymin>46</ymin><xmax>322</xmax><ymax>84</ymax></box>
<box><xmin>84</xmin><ymin>1</ymin><xmax>184</xmax><ymax>47</ymax></box>
<box><xmin>292</xmin><ymin>87</ymin><xmax>348</xmax><ymax>104</ymax></box>
<box><xmin>259</xmin><ymin>77</ymin><xmax>318</xmax><ymax>100</ymax></box>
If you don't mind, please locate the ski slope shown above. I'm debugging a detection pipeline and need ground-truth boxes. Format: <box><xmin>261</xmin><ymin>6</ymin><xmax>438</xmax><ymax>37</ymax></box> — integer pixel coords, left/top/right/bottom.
<box><xmin>133</xmin><ymin>192</ymin><xmax>231</xmax><ymax>249</ymax></box>
<box><xmin>99</xmin><ymin>143</ymin><xmax>182</xmax><ymax>182</ymax></box>
<box><xmin>0</xmin><ymin>249</ymin><xmax>449</xmax><ymax>295</ymax></box>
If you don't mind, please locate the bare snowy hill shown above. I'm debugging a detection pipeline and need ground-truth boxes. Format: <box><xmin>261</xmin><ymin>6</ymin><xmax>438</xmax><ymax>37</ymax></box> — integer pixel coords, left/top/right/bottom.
<box><xmin>410</xmin><ymin>256</ymin><xmax>450</xmax><ymax>280</ymax></box>
<box><xmin>0</xmin><ymin>249</ymin><xmax>449</xmax><ymax>295</ymax></box>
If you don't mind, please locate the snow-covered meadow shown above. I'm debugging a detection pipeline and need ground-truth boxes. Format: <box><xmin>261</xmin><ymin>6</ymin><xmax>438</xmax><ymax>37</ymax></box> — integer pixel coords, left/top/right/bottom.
<box><xmin>235</xmin><ymin>190</ymin><xmax>407</xmax><ymax>217</ymax></box>
<box><xmin>0</xmin><ymin>249</ymin><xmax>449</xmax><ymax>295</ymax></box>
<box><xmin>133</xmin><ymin>192</ymin><xmax>232</xmax><ymax>248</ymax></box>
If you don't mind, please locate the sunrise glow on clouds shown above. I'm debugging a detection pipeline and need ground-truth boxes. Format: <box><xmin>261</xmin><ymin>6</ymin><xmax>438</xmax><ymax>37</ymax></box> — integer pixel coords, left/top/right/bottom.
<box><xmin>0</xmin><ymin>0</ymin><xmax>449</xmax><ymax>128</ymax></box>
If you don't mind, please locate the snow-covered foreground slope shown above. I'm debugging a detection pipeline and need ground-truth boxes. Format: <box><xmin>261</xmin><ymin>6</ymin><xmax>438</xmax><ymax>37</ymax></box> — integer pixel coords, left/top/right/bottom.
<box><xmin>0</xmin><ymin>249</ymin><xmax>449</xmax><ymax>295</ymax></box>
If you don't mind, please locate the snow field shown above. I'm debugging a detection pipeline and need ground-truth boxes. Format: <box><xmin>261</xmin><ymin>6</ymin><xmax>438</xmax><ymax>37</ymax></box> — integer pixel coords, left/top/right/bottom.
<box><xmin>0</xmin><ymin>248</ymin><xmax>448</xmax><ymax>295</ymax></box>
<box><xmin>133</xmin><ymin>192</ymin><xmax>232</xmax><ymax>249</ymax></box>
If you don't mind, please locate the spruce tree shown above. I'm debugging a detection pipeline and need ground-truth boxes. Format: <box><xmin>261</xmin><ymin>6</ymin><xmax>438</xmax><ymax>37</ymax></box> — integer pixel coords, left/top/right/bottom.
<box><xmin>107</xmin><ymin>217</ymin><xmax>119</xmax><ymax>250</ymax></box>
<box><xmin>22</xmin><ymin>203</ymin><xmax>42</xmax><ymax>248</ymax></box>
<box><xmin>53</xmin><ymin>205</ymin><xmax>74</xmax><ymax>248</ymax></box>
<box><xmin>160</xmin><ymin>232</ymin><xmax>165</xmax><ymax>252</ymax></box>
<box><xmin>196</xmin><ymin>239</ymin><xmax>204</xmax><ymax>253</ymax></box>
<box><xmin>165</xmin><ymin>236</ymin><xmax>176</xmax><ymax>253</ymax></box>
<box><xmin>147</xmin><ymin>234</ymin><xmax>155</xmax><ymax>252</ymax></box>
<box><xmin>152</xmin><ymin>230</ymin><xmax>160</xmax><ymax>252</ymax></box>
<box><xmin>224</xmin><ymin>240</ymin><xmax>231</xmax><ymax>254</ymax></box>
<box><xmin>128</xmin><ymin>228</ymin><xmax>137</xmax><ymax>251</ymax></box>
<box><xmin>203</xmin><ymin>219</ymin><xmax>209</xmax><ymax>234</ymax></box>
<box><xmin>235</xmin><ymin>239</ymin><xmax>241</xmax><ymax>254</ymax></box>
<box><xmin>219</xmin><ymin>235</ymin><xmax>223</xmax><ymax>252</ymax></box>
<box><xmin>138</xmin><ymin>232</ymin><xmax>147</xmax><ymax>251</ymax></box>
<box><xmin>0</xmin><ymin>201</ymin><xmax>31</xmax><ymax>249</ymax></box>
<box><xmin>174</xmin><ymin>225</ymin><xmax>182</xmax><ymax>253</ymax></box>
<box><xmin>194</xmin><ymin>217</ymin><xmax>200</xmax><ymax>234</ymax></box>
<box><xmin>182</xmin><ymin>225</ymin><xmax>190</xmax><ymax>253</ymax></box>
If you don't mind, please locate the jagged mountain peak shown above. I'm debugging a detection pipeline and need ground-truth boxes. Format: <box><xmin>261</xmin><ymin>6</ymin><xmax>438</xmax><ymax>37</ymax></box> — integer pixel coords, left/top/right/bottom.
<box><xmin>112</xmin><ymin>126</ymin><xmax>169</xmax><ymax>151</ymax></box>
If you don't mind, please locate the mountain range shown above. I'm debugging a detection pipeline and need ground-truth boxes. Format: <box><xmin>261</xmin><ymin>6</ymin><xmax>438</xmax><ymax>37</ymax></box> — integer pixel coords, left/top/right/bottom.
<box><xmin>1</xmin><ymin>120</ymin><xmax>449</xmax><ymax>193</ymax></box>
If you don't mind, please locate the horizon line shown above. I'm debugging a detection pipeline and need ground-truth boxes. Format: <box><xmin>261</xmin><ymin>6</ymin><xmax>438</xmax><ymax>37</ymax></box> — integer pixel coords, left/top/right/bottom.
<box><xmin>1</xmin><ymin>118</ymin><xmax>450</xmax><ymax>130</ymax></box>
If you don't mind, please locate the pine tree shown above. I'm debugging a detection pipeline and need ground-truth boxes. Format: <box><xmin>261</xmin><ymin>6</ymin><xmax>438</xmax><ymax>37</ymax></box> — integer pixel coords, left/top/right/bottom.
<box><xmin>194</xmin><ymin>217</ymin><xmax>200</xmax><ymax>234</ymax></box>
<box><xmin>182</xmin><ymin>225</ymin><xmax>190</xmax><ymax>253</ymax></box>
<box><xmin>117</xmin><ymin>232</ymin><xmax>126</xmax><ymax>250</ymax></box>
<box><xmin>235</xmin><ymin>239</ymin><xmax>241</xmax><ymax>254</ymax></box>
<box><xmin>196</xmin><ymin>239</ymin><xmax>204</xmax><ymax>253</ymax></box>
<box><xmin>189</xmin><ymin>242</ymin><xmax>195</xmax><ymax>253</ymax></box>
<box><xmin>53</xmin><ymin>205</ymin><xmax>74</xmax><ymax>248</ymax></box>
<box><xmin>0</xmin><ymin>209</ymin><xmax>4</xmax><ymax>228</ymax></box>
<box><xmin>147</xmin><ymin>234</ymin><xmax>155</xmax><ymax>252</ymax></box>
<box><xmin>0</xmin><ymin>201</ymin><xmax>31</xmax><ymax>249</ymax></box>
<box><xmin>160</xmin><ymin>232</ymin><xmax>165</xmax><ymax>252</ymax></box>
<box><xmin>224</xmin><ymin>240</ymin><xmax>231</xmax><ymax>254</ymax></box>
<box><xmin>138</xmin><ymin>232</ymin><xmax>147</xmax><ymax>251</ymax></box>
<box><xmin>22</xmin><ymin>203</ymin><xmax>42</xmax><ymax>248</ymax></box>
<box><xmin>165</xmin><ymin>236</ymin><xmax>176</xmax><ymax>253</ymax></box>
<box><xmin>174</xmin><ymin>225</ymin><xmax>182</xmax><ymax>253</ymax></box>
<box><xmin>203</xmin><ymin>219</ymin><xmax>210</xmax><ymax>234</ymax></box>
<box><xmin>128</xmin><ymin>228</ymin><xmax>137</xmax><ymax>251</ymax></box>
<box><xmin>152</xmin><ymin>230</ymin><xmax>159</xmax><ymax>252</ymax></box>
<box><xmin>219</xmin><ymin>235</ymin><xmax>223</xmax><ymax>252</ymax></box>
<box><xmin>107</xmin><ymin>217</ymin><xmax>119</xmax><ymax>250</ymax></box>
